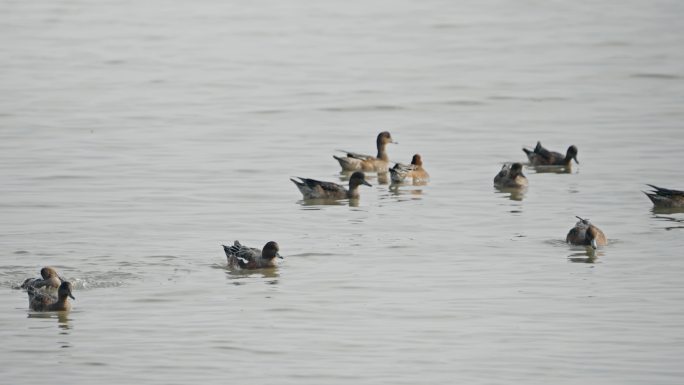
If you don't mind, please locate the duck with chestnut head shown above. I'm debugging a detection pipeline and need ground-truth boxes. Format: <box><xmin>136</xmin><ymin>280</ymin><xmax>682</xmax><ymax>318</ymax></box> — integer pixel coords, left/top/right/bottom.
<box><xmin>390</xmin><ymin>154</ymin><xmax>430</xmax><ymax>184</ymax></box>
<box><xmin>566</xmin><ymin>216</ymin><xmax>607</xmax><ymax>249</ymax></box>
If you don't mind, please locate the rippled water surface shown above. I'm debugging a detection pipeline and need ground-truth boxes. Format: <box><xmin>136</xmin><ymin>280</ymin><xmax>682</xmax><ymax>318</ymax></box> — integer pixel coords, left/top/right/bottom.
<box><xmin>2</xmin><ymin>0</ymin><xmax>684</xmax><ymax>384</ymax></box>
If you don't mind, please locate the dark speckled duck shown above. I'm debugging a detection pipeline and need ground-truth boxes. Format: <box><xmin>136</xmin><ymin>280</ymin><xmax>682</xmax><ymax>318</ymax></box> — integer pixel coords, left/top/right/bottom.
<box><xmin>493</xmin><ymin>163</ymin><xmax>528</xmax><ymax>188</ymax></box>
<box><xmin>223</xmin><ymin>241</ymin><xmax>282</xmax><ymax>269</ymax></box>
<box><xmin>523</xmin><ymin>141</ymin><xmax>578</xmax><ymax>167</ymax></box>
<box><xmin>291</xmin><ymin>171</ymin><xmax>371</xmax><ymax>200</ymax></box>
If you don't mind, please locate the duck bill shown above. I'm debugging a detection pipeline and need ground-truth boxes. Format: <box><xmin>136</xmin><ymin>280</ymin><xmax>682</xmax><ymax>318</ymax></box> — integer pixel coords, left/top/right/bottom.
<box><xmin>362</xmin><ymin>180</ymin><xmax>372</xmax><ymax>187</ymax></box>
<box><xmin>277</xmin><ymin>253</ymin><xmax>284</xmax><ymax>260</ymax></box>
<box><xmin>590</xmin><ymin>238</ymin><xmax>598</xmax><ymax>250</ymax></box>
<box><xmin>573</xmin><ymin>156</ymin><xmax>579</xmax><ymax>164</ymax></box>
<box><xmin>69</xmin><ymin>293</ymin><xmax>75</xmax><ymax>300</ymax></box>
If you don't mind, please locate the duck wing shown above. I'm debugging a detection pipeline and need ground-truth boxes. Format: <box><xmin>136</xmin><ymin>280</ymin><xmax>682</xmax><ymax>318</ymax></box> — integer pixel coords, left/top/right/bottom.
<box><xmin>533</xmin><ymin>142</ymin><xmax>555</xmax><ymax>161</ymax></box>
<box><xmin>21</xmin><ymin>277</ymin><xmax>39</xmax><ymax>289</ymax></box>
<box><xmin>391</xmin><ymin>162</ymin><xmax>410</xmax><ymax>173</ymax></box>
<box><xmin>297</xmin><ymin>178</ymin><xmax>345</xmax><ymax>194</ymax></box>
<box><xmin>493</xmin><ymin>164</ymin><xmax>511</xmax><ymax>183</ymax></box>
<box><xmin>390</xmin><ymin>163</ymin><xmax>408</xmax><ymax>182</ymax></box>
<box><xmin>27</xmin><ymin>286</ymin><xmax>57</xmax><ymax>310</ymax></box>
<box><xmin>337</xmin><ymin>150</ymin><xmax>373</xmax><ymax>161</ymax></box>
<box><xmin>523</xmin><ymin>142</ymin><xmax>543</xmax><ymax>158</ymax></box>
<box><xmin>223</xmin><ymin>241</ymin><xmax>263</xmax><ymax>268</ymax></box>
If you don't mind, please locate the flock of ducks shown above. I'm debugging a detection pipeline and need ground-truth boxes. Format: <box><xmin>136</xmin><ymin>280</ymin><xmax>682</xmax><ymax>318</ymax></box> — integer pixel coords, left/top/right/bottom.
<box><xmin>17</xmin><ymin>132</ymin><xmax>684</xmax><ymax>312</ymax></box>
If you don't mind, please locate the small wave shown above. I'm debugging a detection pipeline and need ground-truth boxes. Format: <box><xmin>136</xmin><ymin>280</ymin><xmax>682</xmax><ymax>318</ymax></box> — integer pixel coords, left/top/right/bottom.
<box><xmin>543</xmin><ymin>239</ymin><xmax>570</xmax><ymax>247</ymax></box>
<box><xmin>489</xmin><ymin>95</ymin><xmax>567</xmax><ymax>102</ymax></box>
<box><xmin>630</xmin><ymin>73</ymin><xmax>681</xmax><ymax>80</ymax></box>
<box><xmin>69</xmin><ymin>277</ymin><xmax>129</xmax><ymax>290</ymax></box>
<box><xmin>5</xmin><ymin>275</ymin><xmax>128</xmax><ymax>290</ymax></box>
<box><xmin>440</xmin><ymin>99</ymin><xmax>485</xmax><ymax>106</ymax></box>
<box><xmin>251</xmin><ymin>109</ymin><xmax>287</xmax><ymax>115</ymax></box>
<box><xmin>146</xmin><ymin>255</ymin><xmax>178</xmax><ymax>260</ymax></box>
<box><xmin>431</xmin><ymin>23</ymin><xmax>465</xmax><ymax>30</ymax></box>
<box><xmin>319</xmin><ymin>104</ymin><xmax>405</xmax><ymax>112</ymax></box>
<box><xmin>30</xmin><ymin>174</ymin><xmax>94</xmax><ymax>181</ymax></box>
<box><xmin>288</xmin><ymin>252</ymin><xmax>337</xmax><ymax>257</ymax></box>
<box><xmin>104</xmin><ymin>59</ymin><xmax>126</xmax><ymax>65</ymax></box>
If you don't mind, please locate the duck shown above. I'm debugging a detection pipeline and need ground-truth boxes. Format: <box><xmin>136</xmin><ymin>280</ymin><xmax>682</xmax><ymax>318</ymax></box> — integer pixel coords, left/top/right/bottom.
<box><xmin>333</xmin><ymin>131</ymin><xmax>396</xmax><ymax>172</ymax></box>
<box><xmin>291</xmin><ymin>171</ymin><xmax>371</xmax><ymax>199</ymax></box>
<box><xmin>566</xmin><ymin>216</ymin><xmax>607</xmax><ymax>249</ymax></box>
<box><xmin>644</xmin><ymin>184</ymin><xmax>684</xmax><ymax>208</ymax></box>
<box><xmin>523</xmin><ymin>141</ymin><xmax>579</xmax><ymax>167</ymax></box>
<box><xmin>493</xmin><ymin>163</ymin><xmax>528</xmax><ymax>188</ymax></box>
<box><xmin>389</xmin><ymin>154</ymin><xmax>430</xmax><ymax>184</ymax></box>
<box><xmin>21</xmin><ymin>266</ymin><xmax>63</xmax><ymax>291</ymax></box>
<box><xmin>27</xmin><ymin>281</ymin><xmax>75</xmax><ymax>311</ymax></box>
<box><xmin>223</xmin><ymin>241</ymin><xmax>282</xmax><ymax>269</ymax></box>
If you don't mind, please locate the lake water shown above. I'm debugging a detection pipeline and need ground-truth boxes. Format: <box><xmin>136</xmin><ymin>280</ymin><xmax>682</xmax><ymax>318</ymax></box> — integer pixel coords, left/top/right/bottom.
<box><xmin>1</xmin><ymin>0</ymin><xmax>683</xmax><ymax>384</ymax></box>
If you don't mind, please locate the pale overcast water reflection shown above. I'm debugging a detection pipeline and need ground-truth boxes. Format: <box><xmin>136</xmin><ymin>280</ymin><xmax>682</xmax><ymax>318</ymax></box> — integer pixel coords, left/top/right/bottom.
<box><xmin>2</xmin><ymin>0</ymin><xmax>684</xmax><ymax>384</ymax></box>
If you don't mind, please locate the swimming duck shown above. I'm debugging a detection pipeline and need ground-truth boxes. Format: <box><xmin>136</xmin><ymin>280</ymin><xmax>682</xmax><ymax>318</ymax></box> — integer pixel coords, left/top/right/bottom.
<box><xmin>21</xmin><ymin>266</ymin><xmax>63</xmax><ymax>290</ymax></box>
<box><xmin>644</xmin><ymin>184</ymin><xmax>684</xmax><ymax>208</ymax></box>
<box><xmin>291</xmin><ymin>171</ymin><xmax>371</xmax><ymax>199</ymax></box>
<box><xmin>390</xmin><ymin>154</ymin><xmax>430</xmax><ymax>184</ymax></box>
<box><xmin>523</xmin><ymin>141</ymin><xmax>578</xmax><ymax>167</ymax></box>
<box><xmin>333</xmin><ymin>131</ymin><xmax>396</xmax><ymax>172</ymax></box>
<box><xmin>27</xmin><ymin>281</ymin><xmax>74</xmax><ymax>311</ymax></box>
<box><xmin>223</xmin><ymin>241</ymin><xmax>282</xmax><ymax>269</ymax></box>
<box><xmin>566</xmin><ymin>216</ymin><xmax>607</xmax><ymax>249</ymax></box>
<box><xmin>493</xmin><ymin>163</ymin><xmax>528</xmax><ymax>188</ymax></box>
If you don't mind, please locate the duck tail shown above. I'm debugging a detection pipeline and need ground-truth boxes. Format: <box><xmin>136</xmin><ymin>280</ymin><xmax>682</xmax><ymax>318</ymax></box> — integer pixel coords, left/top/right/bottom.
<box><xmin>290</xmin><ymin>177</ymin><xmax>304</xmax><ymax>187</ymax></box>
<box><xmin>333</xmin><ymin>154</ymin><xmax>352</xmax><ymax>165</ymax></box>
<box><xmin>646</xmin><ymin>184</ymin><xmax>678</xmax><ymax>196</ymax></box>
<box><xmin>534</xmin><ymin>141</ymin><xmax>543</xmax><ymax>152</ymax></box>
<box><xmin>643</xmin><ymin>191</ymin><xmax>658</xmax><ymax>204</ymax></box>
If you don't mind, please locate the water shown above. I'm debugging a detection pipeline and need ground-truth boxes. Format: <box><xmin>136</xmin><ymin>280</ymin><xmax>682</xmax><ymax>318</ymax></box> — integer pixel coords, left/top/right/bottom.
<box><xmin>2</xmin><ymin>0</ymin><xmax>684</xmax><ymax>383</ymax></box>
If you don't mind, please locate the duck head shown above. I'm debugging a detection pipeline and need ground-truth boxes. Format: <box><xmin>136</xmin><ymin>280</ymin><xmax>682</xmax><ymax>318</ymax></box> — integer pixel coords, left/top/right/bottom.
<box><xmin>377</xmin><ymin>131</ymin><xmax>396</xmax><ymax>147</ymax></box>
<box><xmin>40</xmin><ymin>267</ymin><xmax>59</xmax><ymax>279</ymax></box>
<box><xmin>59</xmin><ymin>281</ymin><xmax>75</xmax><ymax>300</ymax></box>
<box><xmin>349</xmin><ymin>171</ymin><xmax>372</xmax><ymax>189</ymax></box>
<box><xmin>262</xmin><ymin>241</ymin><xmax>282</xmax><ymax>260</ymax></box>
<box><xmin>566</xmin><ymin>145</ymin><xmax>579</xmax><ymax>164</ymax></box>
<box><xmin>510</xmin><ymin>162</ymin><xmax>525</xmax><ymax>178</ymax></box>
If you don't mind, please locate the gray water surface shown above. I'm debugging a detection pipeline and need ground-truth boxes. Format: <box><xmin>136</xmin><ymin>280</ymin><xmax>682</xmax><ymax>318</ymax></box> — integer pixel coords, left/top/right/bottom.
<box><xmin>2</xmin><ymin>0</ymin><xmax>684</xmax><ymax>384</ymax></box>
